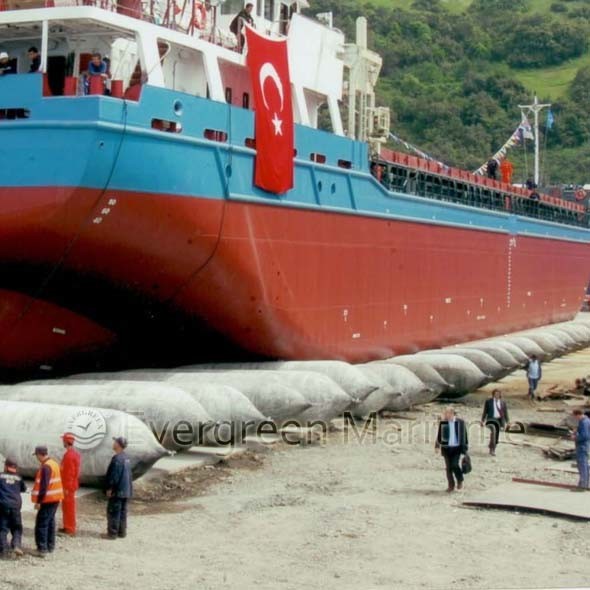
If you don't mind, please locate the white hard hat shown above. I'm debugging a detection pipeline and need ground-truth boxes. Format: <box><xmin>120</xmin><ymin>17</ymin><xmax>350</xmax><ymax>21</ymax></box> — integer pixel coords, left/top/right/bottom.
<box><xmin>0</xmin><ymin>52</ymin><xmax>8</xmax><ymax>60</ymax></box>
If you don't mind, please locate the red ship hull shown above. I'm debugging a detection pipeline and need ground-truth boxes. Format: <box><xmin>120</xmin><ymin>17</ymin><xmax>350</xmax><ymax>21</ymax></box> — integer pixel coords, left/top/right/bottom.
<box><xmin>1</xmin><ymin>186</ymin><xmax>588</xmax><ymax>376</ymax></box>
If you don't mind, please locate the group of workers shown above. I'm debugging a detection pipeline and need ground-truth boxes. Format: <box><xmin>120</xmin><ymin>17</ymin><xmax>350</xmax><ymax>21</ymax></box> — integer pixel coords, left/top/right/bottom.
<box><xmin>0</xmin><ymin>47</ymin><xmax>109</xmax><ymax>95</ymax></box>
<box><xmin>0</xmin><ymin>434</ymin><xmax>132</xmax><ymax>559</ymax></box>
<box><xmin>486</xmin><ymin>158</ymin><xmax>543</xmax><ymax>200</ymax></box>
<box><xmin>436</xmin><ymin>355</ymin><xmax>590</xmax><ymax>493</ymax></box>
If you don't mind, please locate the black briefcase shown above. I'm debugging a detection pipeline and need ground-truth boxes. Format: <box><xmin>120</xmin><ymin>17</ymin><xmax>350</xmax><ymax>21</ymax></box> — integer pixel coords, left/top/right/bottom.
<box><xmin>461</xmin><ymin>453</ymin><xmax>472</xmax><ymax>475</ymax></box>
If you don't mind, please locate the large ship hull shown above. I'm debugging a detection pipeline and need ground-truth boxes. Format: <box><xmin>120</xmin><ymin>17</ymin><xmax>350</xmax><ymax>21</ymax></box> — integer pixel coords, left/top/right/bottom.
<box><xmin>1</xmin><ymin>78</ymin><xmax>589</xmax><ymax>377</ymax></box>
<box><xmin>1</xmin><ymin>184</ymin><xmax>588</xmax><ymax>378</ymax></box>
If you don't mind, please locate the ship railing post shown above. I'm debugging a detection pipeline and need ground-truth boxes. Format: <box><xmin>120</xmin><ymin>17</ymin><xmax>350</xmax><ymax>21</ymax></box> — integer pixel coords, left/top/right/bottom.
<box><xmin>189</xmin><ymin>0</ymin><xmax>195</xmax><ymax>36</ymax></box>
<box><xmin>41</xmin><ymin>19</ymin><xmax>49</xmax><ymax>74</ymax></box>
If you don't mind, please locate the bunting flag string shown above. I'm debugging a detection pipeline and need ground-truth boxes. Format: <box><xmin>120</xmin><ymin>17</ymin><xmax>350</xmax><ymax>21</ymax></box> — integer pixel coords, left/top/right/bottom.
<box><xmin>388</xmin><ymin>132</ymin><xmax>448</xmax><ymax>169</ymax></box>
<box><xmin>474</xmin><ymin>114</ymin><xmax>533</xmax><ymax>175</ymax></box>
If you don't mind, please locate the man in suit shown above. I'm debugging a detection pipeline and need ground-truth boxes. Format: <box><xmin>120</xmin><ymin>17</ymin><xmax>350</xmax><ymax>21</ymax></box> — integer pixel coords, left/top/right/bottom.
<box><xmin>435</xmin><ymin>407</ymin><xmax>468</xmax><ymax>492</ymax></box>
<box><xmin>481</xmin><ymin>389</ymin><xmax>509</xmax><ymax>456</ymax></box>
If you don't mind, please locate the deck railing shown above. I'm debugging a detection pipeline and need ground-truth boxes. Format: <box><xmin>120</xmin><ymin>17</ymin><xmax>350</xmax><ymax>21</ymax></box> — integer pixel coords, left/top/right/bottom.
<box><xmin>0</xmin><ymin>0</ymin><xmax>217</xmax><ymax>37</ymax></box>
<box><xmin>0</xmin><ymin>0</ymin><xmax>248</xmax><ymax>52</ymax></box>
<box><xmin>377</xmin><ymin>152</ymin><xmax>589</xmax><ymax>229</ymax></box>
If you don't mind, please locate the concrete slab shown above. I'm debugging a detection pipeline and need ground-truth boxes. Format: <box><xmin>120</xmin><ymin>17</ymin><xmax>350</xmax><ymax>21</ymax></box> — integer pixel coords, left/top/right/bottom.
<box><xmin>464</xmin><ymin>481</ymin><xmax>590</xmax><ymax>520</ymax></box>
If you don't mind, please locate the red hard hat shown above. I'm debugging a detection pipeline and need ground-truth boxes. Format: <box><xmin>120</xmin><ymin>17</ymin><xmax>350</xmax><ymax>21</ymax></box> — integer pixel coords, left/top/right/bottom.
<box><xmin>61</xmin><ymin>433</ymin><xmax>76</xmax><ymax>444</ymax></box>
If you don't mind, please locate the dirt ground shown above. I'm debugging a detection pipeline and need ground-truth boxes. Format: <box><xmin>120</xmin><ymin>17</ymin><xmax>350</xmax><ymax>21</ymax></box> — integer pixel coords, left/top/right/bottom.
<box><xmin>2</xmin><ymin>351</ymin><xmax>590</xmax><ymax>590</ymax></box>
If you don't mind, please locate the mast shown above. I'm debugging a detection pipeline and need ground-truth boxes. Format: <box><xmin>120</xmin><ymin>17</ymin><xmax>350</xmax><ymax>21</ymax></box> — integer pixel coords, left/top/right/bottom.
<box><xmin>518</xmin><ymin>95</ymin><xmax>551</xmax><ymax>186</ymax></box>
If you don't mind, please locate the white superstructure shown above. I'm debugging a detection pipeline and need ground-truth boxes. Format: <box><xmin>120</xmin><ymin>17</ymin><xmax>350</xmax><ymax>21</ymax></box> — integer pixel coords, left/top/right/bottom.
<box><xmin>2</xmin><ymin>0</ymin><xmax>386</xmax><ymax>137</ymax></box>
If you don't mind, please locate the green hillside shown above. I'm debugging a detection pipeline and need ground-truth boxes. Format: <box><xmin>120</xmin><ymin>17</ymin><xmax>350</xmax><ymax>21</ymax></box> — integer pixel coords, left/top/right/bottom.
<box><xmin>368</xmin><ymin>0</ymin><xmax>590</xmax><ymax>14</ymax></box>
<box><xmin>309</xmin><ymin>0</ymin><xmax>590</xmax><ymax>184</ymax></box>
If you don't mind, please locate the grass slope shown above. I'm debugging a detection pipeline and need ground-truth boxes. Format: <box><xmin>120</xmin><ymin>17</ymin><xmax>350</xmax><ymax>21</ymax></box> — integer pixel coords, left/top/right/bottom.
<box><xmin>514</xmin><ymin>54</ymin><xmax>590</xmax><ymax>100</ymax></box>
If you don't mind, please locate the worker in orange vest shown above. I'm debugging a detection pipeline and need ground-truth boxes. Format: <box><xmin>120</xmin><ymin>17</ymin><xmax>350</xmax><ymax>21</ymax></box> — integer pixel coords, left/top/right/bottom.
<box><xmin>59</xmin><ymin>433</ymin><xmax>81</xmax><ymax>537</ymax></box>
<box><xmin>500</xmin><ymin>158</ymin><xmax>514</xmax><ymax>184</ymax></box>
<box><xmin>31</xmin><ymin>445</ymin><xmax>64</xmax><ymax>558</ymax></box>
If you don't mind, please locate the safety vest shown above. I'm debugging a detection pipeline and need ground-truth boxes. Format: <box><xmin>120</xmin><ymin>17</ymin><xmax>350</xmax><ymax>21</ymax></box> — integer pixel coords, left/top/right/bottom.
<box><xmin>32</xmin><ymin>458</ymin><xmax>64</xmax><ymax>504</ymax></box>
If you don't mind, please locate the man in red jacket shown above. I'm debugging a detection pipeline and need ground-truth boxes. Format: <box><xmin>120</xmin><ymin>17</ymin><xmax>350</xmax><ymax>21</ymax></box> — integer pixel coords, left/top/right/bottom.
<box><xmin>59</xmin><ymin>433</ymin><xmax>81</xmax><ymax>536</ymax></box>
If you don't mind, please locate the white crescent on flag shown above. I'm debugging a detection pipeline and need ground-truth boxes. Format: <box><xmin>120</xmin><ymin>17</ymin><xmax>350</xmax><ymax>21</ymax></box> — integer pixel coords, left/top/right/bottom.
<box><xmin>259</xmin><ymin>62</ymin><xmax>284</xmax><ymax>112</ymax></box>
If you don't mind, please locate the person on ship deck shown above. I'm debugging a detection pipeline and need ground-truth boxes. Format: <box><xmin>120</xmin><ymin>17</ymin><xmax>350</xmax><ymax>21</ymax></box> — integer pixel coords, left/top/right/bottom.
<box><xmin>486</xmin><ymin>158</ymin><xmax>498</xmax><ymax>180</ymax></box>
<box><xmin>27</xmin><ymin>47</ymin><xmax>41</xmax><ymax>73</ymax></box>
<box><xmin>500</xmin><ymin>158</ymin><xmax>513</xmax><ymax>184</ymax></box>
<box><xmin>0</xmin><ymin>52</ymin><xmax>16</xmax><ymax>75</ymax></box>
<box><xmin>230</xmin><ymin>3</ymin><xmax>255</xmax><ymax>53</ymax></box>
<box><xmin>83</xmin><ymin>53</ymin><xmax>110</xmax><ymax>94</ymax></box>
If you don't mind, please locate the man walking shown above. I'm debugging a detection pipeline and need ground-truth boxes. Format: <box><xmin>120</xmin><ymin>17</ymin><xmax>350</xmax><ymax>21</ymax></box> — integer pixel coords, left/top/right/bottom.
<box><xmin>103</xmin><ymin>437</ymin><xmax>132</xmax><ymax>540</ymax></box>
<box><xmin>526</xmin><ymin>354</ymin><xmax>542</xmax><ymax>400</ymax></box>
<box><xmin>570</xmin><ymin>409</ymin><xmax>590</xmax><ymax>491</ymax></box>
<box><xmin>59</xmin><ymin>433</ymin><xmax>81</xmax><ymax>536</ymax></box>
<box><xmin>31</xmin><ymin>446</ymin><xmax>64</xmax><ymax>557</ymax></box>
<box><xmin>435</xmin><ymin>407</ymin><xmax>468</xmax><ymax>492</ymax></box>
<box><xmin>481</xmin><ymin>389</ymin><xmax>509</xmax><ymax>456</ymax></box>
<box><xmin>0</xmin><ymin>459</ymin><xmax>26</xmax><ymax>558</ymax></box>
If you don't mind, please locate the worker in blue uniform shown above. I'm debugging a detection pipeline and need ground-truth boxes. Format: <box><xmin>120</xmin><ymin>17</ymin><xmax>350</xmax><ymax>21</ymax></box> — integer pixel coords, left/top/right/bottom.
<box><xmin>0</xmin><ymin>458</ymin><xmax>26</xmax><ymax>557</ymax></box>
<box><xmin>571</xmin><ymin>409</ymin><xmax>590</xmax><ymax>491</ymax></box>
<box><xmin>102</xmin><ymin>437</ymin><xmax>133</xmax><ymax>539</ymax></box>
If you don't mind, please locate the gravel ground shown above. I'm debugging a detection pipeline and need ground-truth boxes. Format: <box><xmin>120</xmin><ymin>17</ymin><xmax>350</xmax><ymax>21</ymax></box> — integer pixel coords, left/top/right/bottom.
<box><xmin>1</xmin><ymin>351</ymin><xmax>590</xmax><ymax>590</ymax></box>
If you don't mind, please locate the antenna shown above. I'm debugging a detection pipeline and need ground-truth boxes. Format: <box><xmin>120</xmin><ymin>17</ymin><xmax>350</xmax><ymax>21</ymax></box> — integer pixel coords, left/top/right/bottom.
<box><xmin>518</xmin><ymin>95</ymin><xmax>551</xmax><ymax>186</ymax></box>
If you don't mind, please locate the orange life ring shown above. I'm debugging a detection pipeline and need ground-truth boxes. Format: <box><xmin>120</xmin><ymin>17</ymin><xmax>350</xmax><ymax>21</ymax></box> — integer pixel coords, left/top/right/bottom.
<box><xmin>193</xmin><ymin>1</ymin><xmax>207</xmax><ymax>29</ymax></box>
<box><xmin>575</xmin><ymin>189</ymin><xmax>586</xmax><ymax>201</ymax></box>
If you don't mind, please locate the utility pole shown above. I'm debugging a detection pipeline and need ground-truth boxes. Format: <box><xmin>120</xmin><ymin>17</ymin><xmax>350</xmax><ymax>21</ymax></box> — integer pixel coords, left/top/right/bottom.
<box><xmin>518</xmin><ymin>95</ymin><xmax>551</xmax><ymax>186</ymax></box>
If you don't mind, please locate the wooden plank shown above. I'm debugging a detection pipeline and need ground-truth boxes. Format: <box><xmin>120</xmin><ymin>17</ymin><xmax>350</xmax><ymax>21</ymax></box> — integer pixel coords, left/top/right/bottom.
<box><xmin>525</xmin><ymin>422</ymin><xmax>570</xmax><ymax>437</ymax></box>
<box><xmin>511</xmin><ymin>477</ymin><xmax>576</xmax><ymax>490</ymax></box>
<box><xmin>502</xmin><ymin>439</ymin><xmax>547</xmax><ymax>450</ymax></box>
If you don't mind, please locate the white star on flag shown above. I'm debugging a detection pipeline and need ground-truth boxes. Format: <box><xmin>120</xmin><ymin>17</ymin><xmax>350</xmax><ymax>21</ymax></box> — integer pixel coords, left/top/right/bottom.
<box><xmin>272</xmin><ymin>113</ymin><xmax>283</xmax><ymax>136</ymax></box>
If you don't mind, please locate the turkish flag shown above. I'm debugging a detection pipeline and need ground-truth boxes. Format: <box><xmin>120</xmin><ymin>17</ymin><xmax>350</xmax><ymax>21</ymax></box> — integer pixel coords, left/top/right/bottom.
<box><xmin>246</xmin><ymin>27</ymin><xmax>294</xmax><ymax>194</ymax></box>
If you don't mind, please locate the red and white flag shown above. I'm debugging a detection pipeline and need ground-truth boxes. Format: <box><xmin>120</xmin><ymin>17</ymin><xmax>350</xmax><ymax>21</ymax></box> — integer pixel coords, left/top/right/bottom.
<box><xmin>246</xmin><ymin>27</ymin><xmax>294</xmax><ymax>194</ymax></box>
